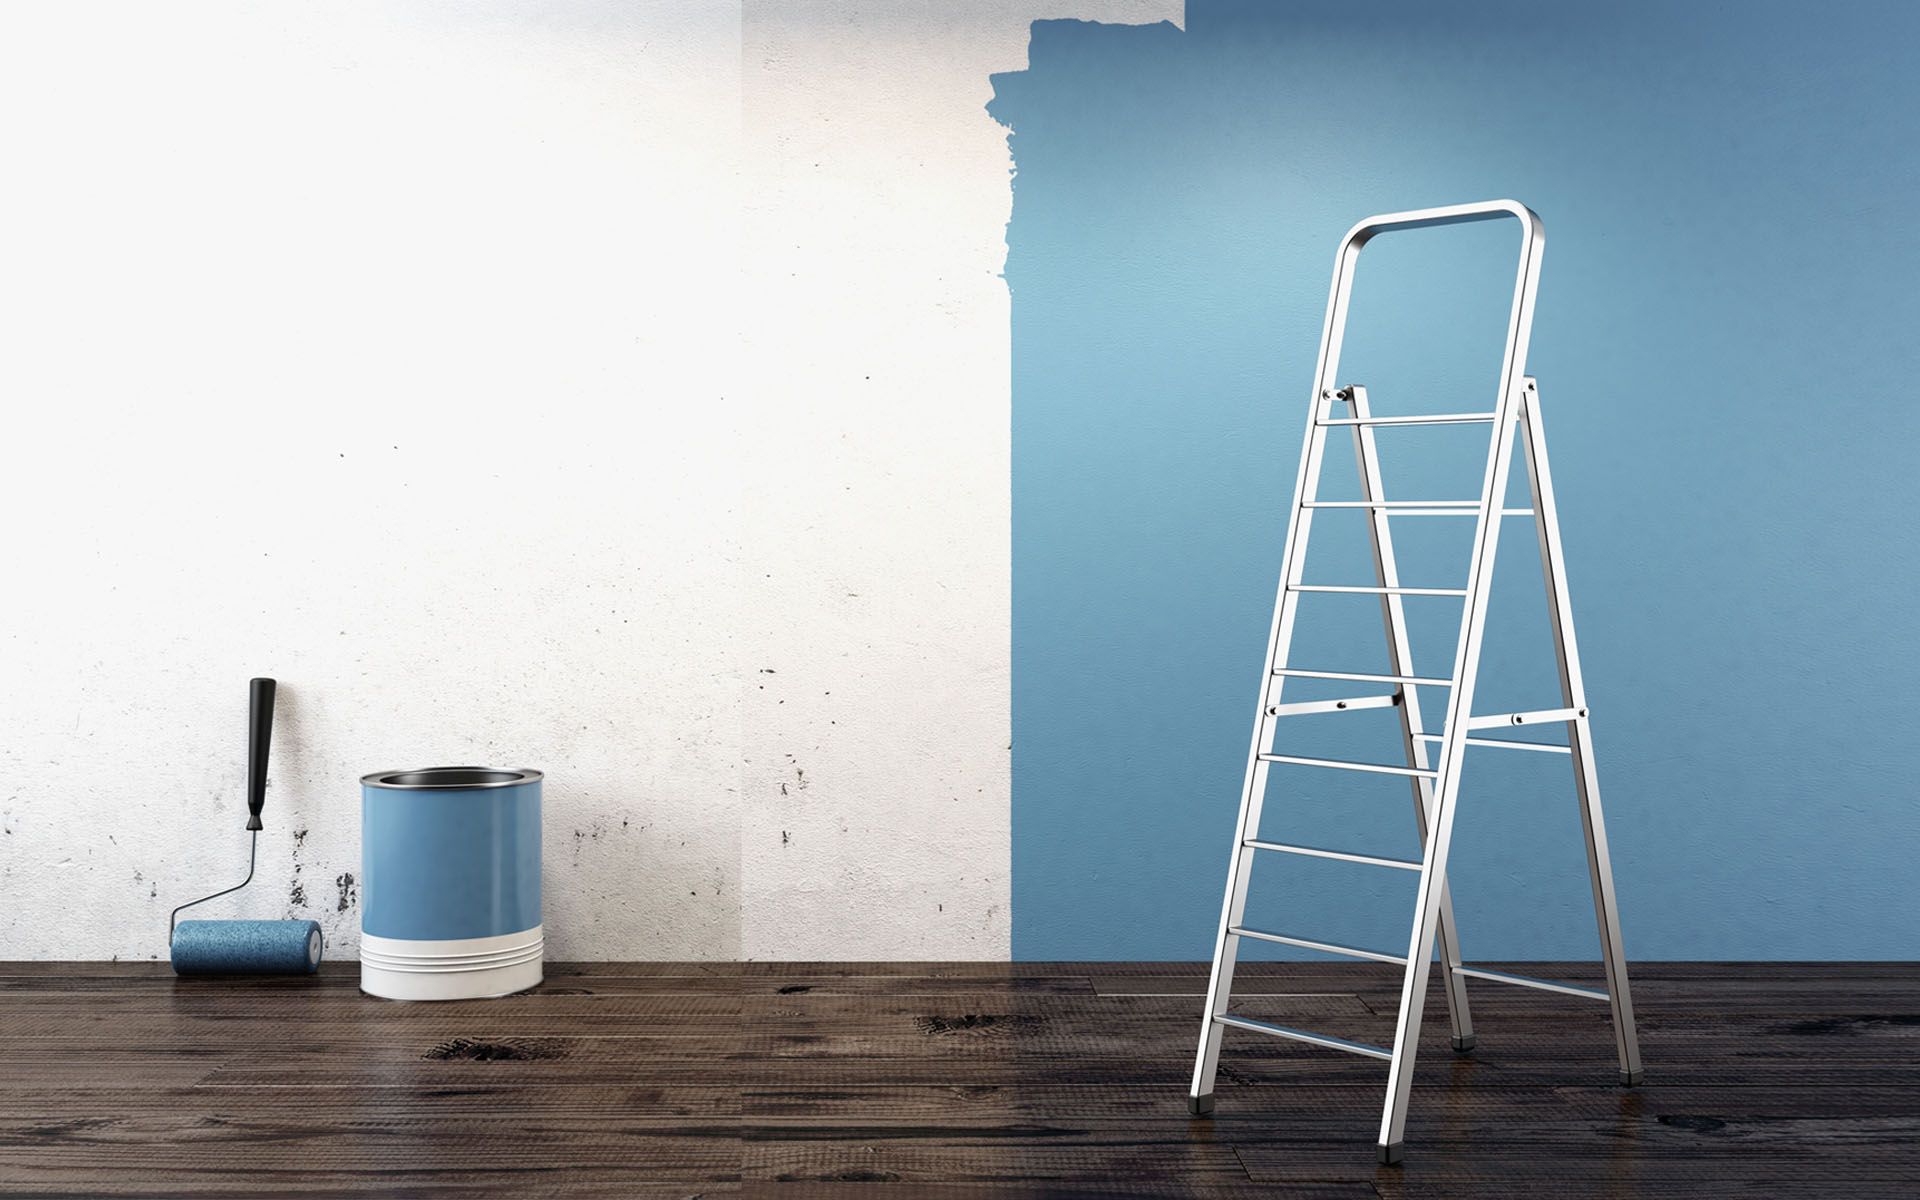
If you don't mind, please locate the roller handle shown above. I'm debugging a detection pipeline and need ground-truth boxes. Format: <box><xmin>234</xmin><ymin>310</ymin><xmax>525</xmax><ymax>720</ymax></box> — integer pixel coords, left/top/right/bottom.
<box><xmin>245</xmin><ymin>677</ymin><xmax>275</xmax><ymax>831</ymax></box>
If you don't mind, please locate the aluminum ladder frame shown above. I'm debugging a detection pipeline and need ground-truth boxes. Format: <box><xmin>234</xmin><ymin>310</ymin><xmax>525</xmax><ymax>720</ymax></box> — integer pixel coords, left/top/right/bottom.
<box><xmin>1186</xmin><ymin>200</ymin><xmax>1642</xmax><ymax>1166</ymax></box>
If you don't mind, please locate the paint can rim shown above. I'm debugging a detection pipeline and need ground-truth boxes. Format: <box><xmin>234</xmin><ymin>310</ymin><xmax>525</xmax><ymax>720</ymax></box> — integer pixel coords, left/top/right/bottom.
<box><xmin>361</xmin><ymin>766</ymin><xmax>542</xmax><ymax>791</ymax></box>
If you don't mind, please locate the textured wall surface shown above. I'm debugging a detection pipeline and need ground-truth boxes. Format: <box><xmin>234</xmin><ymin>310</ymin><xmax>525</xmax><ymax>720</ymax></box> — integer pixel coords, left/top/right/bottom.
<box><xmin>996</xmin><ymin>0</ymin><xmax>1920</xmax><ymax>960</ymax></box>
<box><xmin>0</xmin><ymin>1</ymin><xmax>749</xmax><ymax>962</ymax></box>
<box><xmin>737</xmin><ymin>0</ymin><xmax>1178</xmax><ymax>960</ymax></box>
<box><xmin>0</xmin><ymin>1</ymin><xmax>1179</xmax><ymax>961</ymax></box>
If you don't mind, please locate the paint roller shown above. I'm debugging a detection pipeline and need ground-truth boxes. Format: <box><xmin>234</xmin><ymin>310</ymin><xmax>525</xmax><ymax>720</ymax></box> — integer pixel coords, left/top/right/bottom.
<box><xmin>168</xmin><ymin>677</ymin><xmax>323</xmax><ymax>975</ymax></box>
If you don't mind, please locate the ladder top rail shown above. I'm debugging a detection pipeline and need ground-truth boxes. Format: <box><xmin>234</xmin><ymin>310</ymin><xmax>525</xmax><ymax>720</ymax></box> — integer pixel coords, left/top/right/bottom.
<box><xmin>1311</xmin><ymin>199</ymin><xmax>1544</xmax><ymax>445</ymax></box>
<box><xmin>1339</xmin><ymin>199</ymin><xmax>1544</xmax><ymax>252</ymax></box>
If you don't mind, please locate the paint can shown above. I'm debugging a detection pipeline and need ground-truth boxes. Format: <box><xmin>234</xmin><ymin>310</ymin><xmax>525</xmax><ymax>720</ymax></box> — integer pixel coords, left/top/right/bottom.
<box><xmin>359</xmin><ymin>767</ymin><xmax>543</xmax><ymax>1001</ymax></box>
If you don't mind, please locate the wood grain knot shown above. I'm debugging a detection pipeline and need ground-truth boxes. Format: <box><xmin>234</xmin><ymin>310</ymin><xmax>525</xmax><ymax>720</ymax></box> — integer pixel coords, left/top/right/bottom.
<box><xmin>1657</xmin><ymin>1115</ymin><xmax>1729</xmax><ymax>1134</ymax></box>
<box><xmin>914</xmin><ymin>1013</ymin><xmax>1046</xmax><ymax>1037</ymax></box>
<box><xmin>1780</xmin><ymin>1014</ymin><xmax>1920</xmax><ymax>1036</ymax></box>
<box><xmin>423</xmin><ymin>1037</ymin><xmax>570</xmax><ymax>1062</ymax></box>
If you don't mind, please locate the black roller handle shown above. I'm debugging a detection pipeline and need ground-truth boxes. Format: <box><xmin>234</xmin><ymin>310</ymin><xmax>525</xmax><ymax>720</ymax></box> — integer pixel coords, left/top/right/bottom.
<box><xmin>245</xmin><ymin>677</ymin><xmax>276</xmax><ymax>831</ymax></box>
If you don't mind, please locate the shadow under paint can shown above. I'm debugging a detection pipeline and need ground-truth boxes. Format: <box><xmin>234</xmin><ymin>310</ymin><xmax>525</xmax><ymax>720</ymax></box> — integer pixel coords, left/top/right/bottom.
<box><xmin>359</xmin><ymin>766</ymin><xmax>543</xmax><ymax>1001</ymax></box>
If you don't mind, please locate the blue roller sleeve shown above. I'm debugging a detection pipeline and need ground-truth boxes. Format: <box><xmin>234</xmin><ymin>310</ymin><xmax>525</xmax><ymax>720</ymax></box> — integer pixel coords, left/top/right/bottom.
<box><xmin>171</xmin><ymin>919</ymin><xmax>322</xmax><ymax>974</ymax></box>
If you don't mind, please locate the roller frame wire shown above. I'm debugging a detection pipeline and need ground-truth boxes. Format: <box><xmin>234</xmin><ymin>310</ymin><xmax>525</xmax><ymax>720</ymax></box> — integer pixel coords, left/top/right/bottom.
<box><xmin>169</xmin><ymin>827</ymin><xmax>258</xmax><ymax>942</ymax></box>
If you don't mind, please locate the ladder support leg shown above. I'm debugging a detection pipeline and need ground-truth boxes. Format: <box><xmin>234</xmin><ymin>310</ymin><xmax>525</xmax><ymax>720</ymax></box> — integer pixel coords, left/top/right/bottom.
<box><xmin>1379</xmin><ymin>365</ymin><xmax>1532</xmax><ymax>1161</ymax></box>
<box><xmin>1191</xmin><ymin>381</ymin><xmax>1339</xmax><ymax>1112</ymax></box>
<box><xmin>1569</xmin><ymin>721</ymin><xmax>1642</xmax><ymax>1083</ymax></box>
<box><xmin>1346</xmin><ymin>385</ymin><xmax>1475</xmax><ymax>1051</ymax></box>
<box><xmin>1426</xmin><ymin>821</ymin><xmax>1475</xmax><ymax>1052</ymax></box>
<box><xmin>1519</xmin><ymin>384</ymin><xmax>1643</xmax><ymax>1084</ymax></box>
<box><xmin>1190</xmin><ymin>857</ymin><xmax>1248</xmax><ymax>1110</ymax></box>
<box><xmin>1377</xmin><ymin>821</ymin><xmax>1459</xmax><ymax>1163</ymax></box>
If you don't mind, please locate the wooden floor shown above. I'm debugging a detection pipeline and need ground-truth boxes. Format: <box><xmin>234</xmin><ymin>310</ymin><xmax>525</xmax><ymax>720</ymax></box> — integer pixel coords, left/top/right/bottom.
<box><xmin>1</xmin><ymin>961</ymin><xmax>1915</xmax><ymax>1198</ymax></box>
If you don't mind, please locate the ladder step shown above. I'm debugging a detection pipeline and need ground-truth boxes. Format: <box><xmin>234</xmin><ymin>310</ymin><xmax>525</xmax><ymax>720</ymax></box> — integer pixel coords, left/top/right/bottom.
<box><xmin>1213</xmin><ymin>1014</ymin><xmax>1393</xmax><ymax>1061</ymax></box>
<box><xmin>1267</xmin><ymin>694</ymin><xmax>1399</xmax><ymax>718</ymax></box>
<box><xmin>1468</xmin><ymin>707</ymin><xmax>1586</xmax><ymax>730</ymax></box>
<box><xmin>1290</xmin><ymin>585</ymin><xmax>1468</xmax><ymax>597</ymax></box>
<box><xmin>1303</xmin><ymin>501</ymin><xmax>1535</xmax><ymax>517</ymax></box>
<box><xmin>1258</xmin><ymin>754</ymin><xmax>1438</xmax><ymax>779</ymax></box>
<box><xmin>1273</xmin><ymin>668</ymin><xmax>1452</xmax><ymax>686</ymax></box>
<box><xmin>1305</xmin><ymin>500</ymin><xmax>1473</xmax><ymax>509</ymax></box>
<box><xmin>1455</xmin><ymin>966</ymin><xmax>1609</xmax><ymax>1002</ymax></box>
<box><xmin>1318</xmin><ymin>412</ymin><xmax>1498</xmax><ymax>427</ymax></box>
<box><xmin>1415</xmin><ymin>733</ymin><xmax>1571</xmax><ymax>755</ymax></box>
<box><xmin>1245</xmin><ymin>839</ymin><xmax>1422</xmax><ymax>871</ymax></box>
<box><xmin>1230</xmin><ymin>926</ymin><xmax>1408</xmax><ymax>965</ymax></box>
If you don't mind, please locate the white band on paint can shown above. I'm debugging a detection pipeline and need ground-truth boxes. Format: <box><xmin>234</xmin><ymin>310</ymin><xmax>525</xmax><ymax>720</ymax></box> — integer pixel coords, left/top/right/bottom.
<box><xmin>360</xmin><ymin>926</ymin><xmax>544</xmax><ymax>1001</ymax></box>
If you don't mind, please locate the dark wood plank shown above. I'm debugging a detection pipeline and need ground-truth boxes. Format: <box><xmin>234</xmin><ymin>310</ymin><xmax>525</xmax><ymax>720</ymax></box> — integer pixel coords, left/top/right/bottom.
<box><xmin>0</xmin><ymin>962</ymin><xmax>1916</xmax><ymax>1196</ymax></box>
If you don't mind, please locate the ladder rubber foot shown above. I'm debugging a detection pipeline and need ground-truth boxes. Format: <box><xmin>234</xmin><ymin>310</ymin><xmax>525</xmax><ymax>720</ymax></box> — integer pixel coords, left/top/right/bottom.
<box><xmin>1621</xmin><ymin>1068</ymin><xmax>1644</xmax><ymax>1087</ymax></box>
<box><xmin>1451</xmin><ymin>1034</ymin><xmax>1476</xmax><ymax>1053</ymax></box>
<box><xmin>1188</xmin><ymin>1094</ymin><xmax>1215</xmax><ymax>1116</ymax></box>
<box><xmin>1378</xmin><ymin>1142</ymin><xmax>1404</xmax><ymax>1167</ymax></box>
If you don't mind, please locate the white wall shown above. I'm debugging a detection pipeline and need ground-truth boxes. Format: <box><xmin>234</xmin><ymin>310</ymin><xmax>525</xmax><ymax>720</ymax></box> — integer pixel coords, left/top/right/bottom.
<box><xmin>0</xmin><ymin>0</ymin><xmax>1177</xmax><ymax>961</ymax></box>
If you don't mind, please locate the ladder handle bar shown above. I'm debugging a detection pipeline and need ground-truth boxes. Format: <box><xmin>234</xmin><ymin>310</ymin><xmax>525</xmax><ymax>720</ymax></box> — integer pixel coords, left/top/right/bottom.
<box><xmin>1325</xmin><ymin>201</ymin><xmax>1544</xmax><ymax>418</ymax></box>
<box><xmin>1319</xmin><ymin>201</ymin><xmax>1543</xmax><ymax>425</ymax></box>
<box><xmin>1339</xmin><ymin>199</ymin><xmax>1544</xmax><ymax>254</ymax></box>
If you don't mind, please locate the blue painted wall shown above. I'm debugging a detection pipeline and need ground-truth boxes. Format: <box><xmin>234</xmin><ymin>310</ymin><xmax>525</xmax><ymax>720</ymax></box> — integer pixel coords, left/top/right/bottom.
<box><xmin>993</xmin><ymin>0</ymin><xmax>1920</xmax><ymax>960</ymax></box>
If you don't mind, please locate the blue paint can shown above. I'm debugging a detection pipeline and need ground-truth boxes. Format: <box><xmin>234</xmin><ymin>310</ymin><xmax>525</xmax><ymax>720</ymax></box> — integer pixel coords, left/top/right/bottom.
<box><xmin>359</xmin><ymin>767</ymin><xmax>543</xmax><ymax>1001</ymax></box>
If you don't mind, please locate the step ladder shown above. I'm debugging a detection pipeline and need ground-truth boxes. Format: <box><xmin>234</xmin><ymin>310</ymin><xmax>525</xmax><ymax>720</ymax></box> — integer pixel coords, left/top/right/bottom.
<box><xmin>1186</xmin><ymin>200</ymin><xmax>1643</xmax><ymax>1166</ymax></box>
